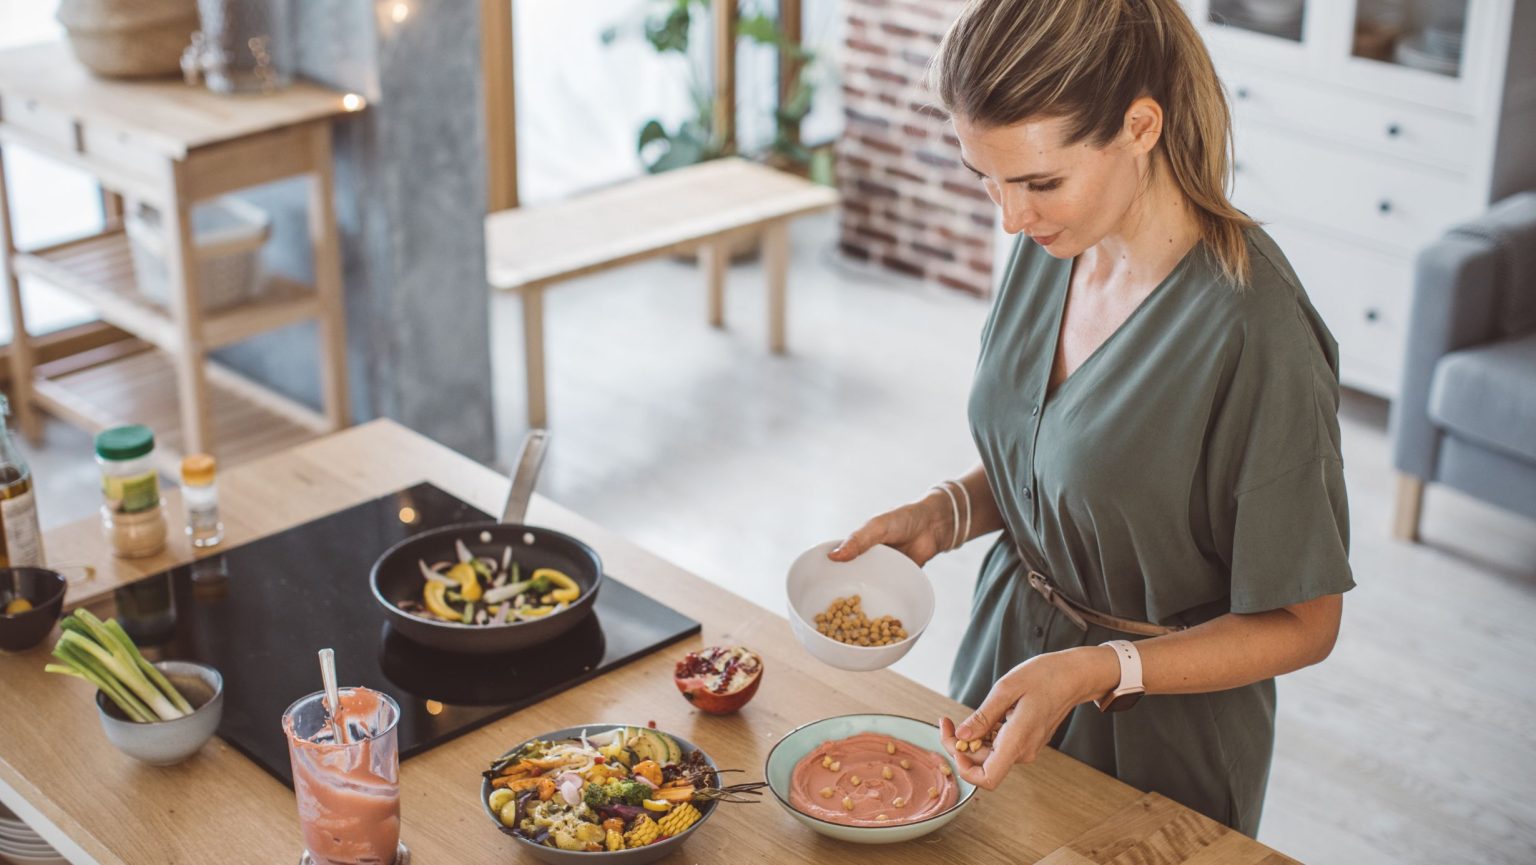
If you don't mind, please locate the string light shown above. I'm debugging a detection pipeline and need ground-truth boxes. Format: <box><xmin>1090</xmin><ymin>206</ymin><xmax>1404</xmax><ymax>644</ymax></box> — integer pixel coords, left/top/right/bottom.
<box><xmin>390</xmin><ymin>2</ymin><xmax>410</xmax><ymax>24</ymax></box>
<box><xmin>342</xmin><ymin>93</ymin><xmax>366</xmax><ymax>111</ymax></box>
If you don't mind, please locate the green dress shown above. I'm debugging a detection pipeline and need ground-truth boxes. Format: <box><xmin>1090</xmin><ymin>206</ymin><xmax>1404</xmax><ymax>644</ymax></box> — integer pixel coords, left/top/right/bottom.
<box><xmin>949</xmin><ymin>226</ymin><xmax>1355</xmax><ymax>837</ymax></box>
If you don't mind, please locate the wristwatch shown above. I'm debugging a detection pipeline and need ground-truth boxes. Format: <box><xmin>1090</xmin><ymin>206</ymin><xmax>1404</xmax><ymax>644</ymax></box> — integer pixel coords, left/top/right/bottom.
<box><xmin>1094</xmin><ymin>640</ymin><xmax>1146</xmax><ymax>712</ymax></box>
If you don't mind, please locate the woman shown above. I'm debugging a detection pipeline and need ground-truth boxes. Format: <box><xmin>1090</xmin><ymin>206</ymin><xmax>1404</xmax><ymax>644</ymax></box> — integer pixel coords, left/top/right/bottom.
<box><xmin>829</xmin><ymin>0</ymin><xmax>1353</xmax><ymax>836</ymax></box>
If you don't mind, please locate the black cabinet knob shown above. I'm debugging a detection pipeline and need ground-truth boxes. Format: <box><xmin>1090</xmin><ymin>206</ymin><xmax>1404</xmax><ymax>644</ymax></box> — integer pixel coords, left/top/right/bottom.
<box><xmin>1365</xmin><ymin>308</ymin><xmax>1380</xmax><ymax>322</ymax></box>
<box><xmin>1235</xmin><ymin>86</ymin><xmax>1250</xmax><ymax>100</ymax></box>
<box><xmin>1378</xmin><ymin>200</ymin><xmax>1393</xmax><ymax>214</ymax></box>
<box><xmin>1386</xmin><ymin>123</ymin><xmax>1402</xmax><ymax>138</ymax></box>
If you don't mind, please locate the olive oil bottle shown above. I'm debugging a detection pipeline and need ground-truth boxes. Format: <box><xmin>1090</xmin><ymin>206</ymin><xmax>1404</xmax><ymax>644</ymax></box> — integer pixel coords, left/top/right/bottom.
<box><xmin>0</xmin><ymin>395</ymin><xmax>43</xmax><ymax>568</ymax></box>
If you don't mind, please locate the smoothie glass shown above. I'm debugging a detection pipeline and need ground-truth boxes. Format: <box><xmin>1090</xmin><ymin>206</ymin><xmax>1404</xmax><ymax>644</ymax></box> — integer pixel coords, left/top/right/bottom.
<box><xmin>282</xmin><ymin>687</ymin><xmax>408</xmax><ymax>865</ymax></box>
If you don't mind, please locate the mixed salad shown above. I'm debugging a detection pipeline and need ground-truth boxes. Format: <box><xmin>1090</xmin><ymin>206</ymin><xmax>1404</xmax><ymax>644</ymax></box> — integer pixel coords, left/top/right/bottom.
<box><xmin>396</xmin><ymin>532</ymin><xmax>582</xmax><ymax>626</ymax></box>
<box><xmin>483</xmin><ymin>725</ymin><xmax>766</xmax><ymax>852</ymax></box>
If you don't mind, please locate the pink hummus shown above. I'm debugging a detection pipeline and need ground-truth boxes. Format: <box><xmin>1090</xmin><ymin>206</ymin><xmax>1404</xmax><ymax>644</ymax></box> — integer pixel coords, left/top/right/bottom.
<box><xmin>788</xmin><ymin>732</ymin><xmax>959</xmax><ymax>827</ymax></box>
<box><xmin>285</xmin><ymin>688</ymin><xmax>401</xmax><ymax>865</ymax></box>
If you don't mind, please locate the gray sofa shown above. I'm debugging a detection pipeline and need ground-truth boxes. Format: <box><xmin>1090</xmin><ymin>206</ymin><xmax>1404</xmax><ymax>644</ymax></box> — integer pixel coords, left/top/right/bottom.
<box><xmin>1390</xmin><ymin>192</ymin><xmax>1536</xmax><ymax>539</ymax></box>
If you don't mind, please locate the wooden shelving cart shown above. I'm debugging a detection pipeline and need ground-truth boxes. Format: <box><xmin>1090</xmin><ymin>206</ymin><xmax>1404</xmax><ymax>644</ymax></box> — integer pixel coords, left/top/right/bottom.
<box><xmin>0</xmin><ymin>41</ymin><xmax>357</xmax><ymax>472</ymax></box>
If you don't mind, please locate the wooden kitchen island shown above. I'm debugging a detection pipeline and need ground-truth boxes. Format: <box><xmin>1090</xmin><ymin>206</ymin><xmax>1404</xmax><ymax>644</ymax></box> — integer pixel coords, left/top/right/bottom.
<box><xmin>0</xmin><ymin>420</ymin><xmax>1300</xmax><ymax>864</ymax></box>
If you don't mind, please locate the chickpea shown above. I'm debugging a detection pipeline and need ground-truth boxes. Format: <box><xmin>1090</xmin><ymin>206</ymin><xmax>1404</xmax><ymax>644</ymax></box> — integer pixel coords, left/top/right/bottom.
<box><xmin>882</xmin><ymin>766</ymin><xmax>894</xmax><ymax>780</ymax></box>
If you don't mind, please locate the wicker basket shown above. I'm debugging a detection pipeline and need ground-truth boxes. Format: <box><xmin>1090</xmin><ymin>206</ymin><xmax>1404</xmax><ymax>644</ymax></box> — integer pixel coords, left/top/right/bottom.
<box><xmin>56</xmin><ymin>0</ymin><xmax>198</xmax><ymax>79</ymax></box>
<box><xmin>126</xmin><ymin>197</ymin><xmax>271</xmax><ymax>312</ymax></box>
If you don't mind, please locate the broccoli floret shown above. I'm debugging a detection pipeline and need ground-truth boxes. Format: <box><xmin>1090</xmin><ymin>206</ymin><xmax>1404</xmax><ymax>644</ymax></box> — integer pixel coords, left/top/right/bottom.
<box><xmin>583</xmin><ymin>779</ymin><xmax>649</xmax><ymax>809</ymax></box>
<box><xmin>530</xmin><ymin>575</ymin><xmax>553</xmax><ymax>595</ymax></box>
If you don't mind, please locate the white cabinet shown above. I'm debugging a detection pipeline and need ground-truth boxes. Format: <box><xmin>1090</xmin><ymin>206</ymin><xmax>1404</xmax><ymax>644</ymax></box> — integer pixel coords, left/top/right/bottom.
<box><xmin>1186</xmin><ymin>0</ymin><xmax>1536</xmax><ymax>398</ymax></box>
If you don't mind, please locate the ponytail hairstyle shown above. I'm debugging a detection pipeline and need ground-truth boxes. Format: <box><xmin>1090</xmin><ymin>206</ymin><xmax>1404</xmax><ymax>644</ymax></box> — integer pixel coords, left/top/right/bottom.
<box><xmin>931</xmin><ymin>0</ymin><xmax>1256</xmax><ymax>286</ymax></box>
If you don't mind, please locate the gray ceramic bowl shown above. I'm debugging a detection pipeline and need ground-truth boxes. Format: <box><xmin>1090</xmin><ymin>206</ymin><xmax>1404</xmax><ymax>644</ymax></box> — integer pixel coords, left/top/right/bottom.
<box><xmin>480</xmin><ymin>724</ymin><xmax>720</xmax><ymax>865</ymax></box>
<box><xmin>94</xmin><ymin>660</ymin><xmax>223</xmax><ymax>765</ymax></box>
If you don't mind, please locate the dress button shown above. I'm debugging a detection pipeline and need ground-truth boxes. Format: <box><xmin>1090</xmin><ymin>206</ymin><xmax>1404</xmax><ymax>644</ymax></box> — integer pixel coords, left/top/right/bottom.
<box><xmin>1022</xmin><ymin>487</ymin><xmax>1032</xmax><ymax>500</ymax></box>
<box><xmin>1030</xmin><ymin>403</ymin><xmax>1040</xmax><ymax>417</ymax></box>
<box><xmin>1033</xmin><ymin>625</ymin><xmax>1044</xmax><ymax>638</ymax></box>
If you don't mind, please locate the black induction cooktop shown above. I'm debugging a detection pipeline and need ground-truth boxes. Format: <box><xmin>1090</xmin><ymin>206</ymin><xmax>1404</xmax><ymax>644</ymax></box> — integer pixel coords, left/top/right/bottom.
<box><xmin>117</xmin><ymin>483</ymin><xmax>700</xmax><ymax>786</ymax></box>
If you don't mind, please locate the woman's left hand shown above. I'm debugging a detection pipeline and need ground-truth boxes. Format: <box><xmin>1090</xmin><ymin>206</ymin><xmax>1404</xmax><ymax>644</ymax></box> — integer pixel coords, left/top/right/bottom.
<box><xmin>939</xmin><ymin>646</ymin><xmax>1119</xmax><ymax>790</ymax></box>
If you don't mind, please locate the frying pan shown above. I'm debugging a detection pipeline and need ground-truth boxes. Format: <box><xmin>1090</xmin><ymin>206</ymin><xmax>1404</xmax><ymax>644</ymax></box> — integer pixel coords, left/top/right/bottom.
<box><xmin>369</xmin><ymin>431</ymin><xmax>604</xmax><ymax>653</ymax></box>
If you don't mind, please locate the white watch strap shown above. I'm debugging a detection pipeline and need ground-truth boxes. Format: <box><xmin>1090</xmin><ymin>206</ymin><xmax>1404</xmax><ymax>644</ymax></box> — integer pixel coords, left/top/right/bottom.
<box><xmin>1104</xmin><ymin>639</ymin><xmax>1143</xmax><ymax>696</ymax></box>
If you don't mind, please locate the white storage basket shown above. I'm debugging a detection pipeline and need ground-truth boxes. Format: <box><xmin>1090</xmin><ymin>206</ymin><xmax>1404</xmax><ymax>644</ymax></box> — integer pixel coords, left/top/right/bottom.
<box><xmin>125</xmin><ymin>196</ymin><xmax>271</xmax><ymax>312</ymax></box>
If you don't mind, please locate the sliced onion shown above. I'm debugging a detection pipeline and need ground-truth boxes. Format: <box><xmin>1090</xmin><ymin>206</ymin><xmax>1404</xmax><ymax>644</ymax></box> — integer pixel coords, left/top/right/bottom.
<box><xmin>418</xmin><ymin>560</ymin><xmax>457</xmax><ymax>585</ymax></box>
<box><xmin>633</xmin><ymin>775</ymin><xmax>657</xmax><ymax>790</ymax></box>
<box><xmin>455</xmin><ymin>539</ymin><xmax>473</xmax><ymax>563</ymax></box>
<box><xmin>585</xmin><ymin>729</ymin><xmax>620</xmax><ymax>747</ymax></box>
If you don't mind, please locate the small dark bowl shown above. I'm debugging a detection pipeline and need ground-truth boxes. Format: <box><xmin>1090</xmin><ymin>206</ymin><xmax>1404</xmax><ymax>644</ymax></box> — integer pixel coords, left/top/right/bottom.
<box><xmin>481</xmin><ymin>724</ymin><xmax>720</xmax><ymax>864</ymax></box>
<box><xmin>0</xmin><ymin>568</ymin><xmax>66</xmax><ymax>652</ymax></box>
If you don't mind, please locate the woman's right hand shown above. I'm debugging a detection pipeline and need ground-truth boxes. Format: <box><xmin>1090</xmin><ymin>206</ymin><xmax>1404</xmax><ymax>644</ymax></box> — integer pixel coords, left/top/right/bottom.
<box><xmin>827</xmin><ymin>490</ymin><xmax>954</xmax><ymax>567</ymax></box>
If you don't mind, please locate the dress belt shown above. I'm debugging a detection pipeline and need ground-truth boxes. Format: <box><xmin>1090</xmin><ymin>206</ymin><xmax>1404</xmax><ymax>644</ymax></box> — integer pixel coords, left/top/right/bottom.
<box><xmin>1025</xmin><ymin>570</ymin><xmax>1186</xmax><ymax>638</ymax></box>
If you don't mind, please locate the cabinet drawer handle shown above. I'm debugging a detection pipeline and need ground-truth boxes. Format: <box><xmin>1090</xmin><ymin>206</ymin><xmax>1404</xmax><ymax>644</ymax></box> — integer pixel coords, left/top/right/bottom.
<box><xmin>1378</xmin><ymin>200</ymin><xmax>1393</xmax><ymax>215</ymax></box>
<box><xmin>1386</xmin><ymin>123</ymin><xmax>1402</xmax><ymax>138</ymax></box>
<box><xmin>1235</xmin><ymin>86</ymin><xmax>1250</xmax><ymax>100</ymax></box>
<box><xmin>1365</xmin><ymin>308</ymin><xmax>1380</xmax><ymax>323</ymax></box>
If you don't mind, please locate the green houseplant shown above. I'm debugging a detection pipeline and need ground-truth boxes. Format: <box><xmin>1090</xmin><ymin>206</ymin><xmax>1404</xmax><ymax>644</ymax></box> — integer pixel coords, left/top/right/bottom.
<box><xmin>602</xmin><ymin>0</ymin><xmax>829</xmax><ymax>182</ymax></box>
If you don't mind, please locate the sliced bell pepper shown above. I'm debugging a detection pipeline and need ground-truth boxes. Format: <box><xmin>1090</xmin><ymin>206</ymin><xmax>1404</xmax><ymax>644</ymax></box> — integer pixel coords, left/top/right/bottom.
<box><xmin>448</xmin><ymin>561</ymin><xmax>483</xmax><ymax>602</ymax></box>
<box><xmin>424</xmin><ymin>581</ymin><xmax>463</xmax><ymax>620</ymax></box>
<box><xmin>518</xmin><ymin>604</ymin><xmax>557</xmax><ymax>618</ymax></box>
<box><xmin>533</xmin><ymin>568</ymin><xmax>580</xmax><ymax>604</ymax></box>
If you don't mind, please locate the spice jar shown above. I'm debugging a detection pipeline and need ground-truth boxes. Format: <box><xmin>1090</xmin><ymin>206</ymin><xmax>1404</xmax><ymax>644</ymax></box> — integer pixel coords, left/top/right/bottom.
<box><xmin>181</xmin><ymin>453</ymin><xmax>224</xmax><ymax>548</ymax></box>
<box><xmin>96</xmin><ymin>425</ymin><xmax>168</xmax><ymax>558</ymax></box>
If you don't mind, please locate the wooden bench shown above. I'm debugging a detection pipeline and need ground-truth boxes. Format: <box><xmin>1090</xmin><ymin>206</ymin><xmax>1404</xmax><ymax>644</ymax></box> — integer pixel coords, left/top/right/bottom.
<box><xmin>484</xmin><ymin>157</ymin><xmax>839</xmax><ymax>427</ymax></box>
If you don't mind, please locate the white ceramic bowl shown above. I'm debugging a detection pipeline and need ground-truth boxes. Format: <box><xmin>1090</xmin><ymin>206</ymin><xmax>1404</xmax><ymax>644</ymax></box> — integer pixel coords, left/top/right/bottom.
<box><xmin>765</xmin><ymin>714</ymin><xmax>977</xmax><ymax>844</ymax></box>
<box><xmin>785</xmin><ymin>541</ymin><xmax>934</xmax><ymax>672</ymax></box>
<box><xmin>95</xmin><ymin>660</ymin><xmax>223</xmax><ymax>765</ymax></box>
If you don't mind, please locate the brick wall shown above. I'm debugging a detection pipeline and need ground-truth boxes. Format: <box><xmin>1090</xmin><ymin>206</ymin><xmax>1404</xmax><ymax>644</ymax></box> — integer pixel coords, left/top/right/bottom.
<box><xmin>836</xmin><ymin>0</ymin><xmax>996</xmax><ymax>296</ymax></box>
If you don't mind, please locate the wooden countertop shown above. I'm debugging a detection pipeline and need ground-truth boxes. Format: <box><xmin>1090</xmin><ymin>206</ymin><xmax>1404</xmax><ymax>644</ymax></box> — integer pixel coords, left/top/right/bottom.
<box><xmin>0</xmin><ymin>40</ymin><xmax>356</xmax><ymax>157</ymax></box>
<box><xmin>0</xmin><ymin>420</ymin><xmax>1300</xmax><ymax>864</ymax></box>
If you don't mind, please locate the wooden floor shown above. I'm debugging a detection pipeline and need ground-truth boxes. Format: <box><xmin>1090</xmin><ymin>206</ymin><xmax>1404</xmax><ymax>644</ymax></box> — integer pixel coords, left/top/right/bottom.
<box><xmin>17</xmin><ymin>213</ymin><xmax>1536</xmax><ymax>864</ymax></box>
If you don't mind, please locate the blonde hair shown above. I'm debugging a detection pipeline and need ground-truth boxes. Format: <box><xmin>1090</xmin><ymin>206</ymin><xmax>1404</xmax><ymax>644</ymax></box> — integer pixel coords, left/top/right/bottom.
<box><xmin>931</xmin><ymin>0</ymin><xmax>1256</xmax><ymax>286</ymax></box>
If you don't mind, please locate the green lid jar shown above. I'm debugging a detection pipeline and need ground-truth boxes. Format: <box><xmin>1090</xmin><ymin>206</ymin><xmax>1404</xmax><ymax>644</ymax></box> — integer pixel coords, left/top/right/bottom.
<box><xmin>95</xmin><ymin>425</ymin><xmax>155</xmax><ymax>461</ymax></box>
<box><xmin>95</xmin><ymin>425</ymin><xmax>161</xmax><ymax>517</ymax></box>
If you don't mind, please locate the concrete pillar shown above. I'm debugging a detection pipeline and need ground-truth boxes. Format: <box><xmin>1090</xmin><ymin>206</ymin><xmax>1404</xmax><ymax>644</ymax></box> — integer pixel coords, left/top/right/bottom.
<box><xmin>213</xmin><ymin>0</ymin><xmax>496</xmax><ymax>462</ymax></box>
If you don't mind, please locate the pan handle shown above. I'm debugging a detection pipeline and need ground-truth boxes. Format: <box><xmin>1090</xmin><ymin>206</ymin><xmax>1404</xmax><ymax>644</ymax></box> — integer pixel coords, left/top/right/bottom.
<box><xmin>502</xmin><ymin>429</ymin><xmax>550</xmax><ymax>523</ymax></box>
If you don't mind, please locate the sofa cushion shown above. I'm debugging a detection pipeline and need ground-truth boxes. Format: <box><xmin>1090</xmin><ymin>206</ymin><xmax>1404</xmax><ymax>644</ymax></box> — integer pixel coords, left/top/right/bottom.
<box><xmin>1428</xmin><ymin>331</ymin><xmax>1536</xmax><ymax>463</ymax></box>
<box><xmin>1448</xmin><ymin>192</ymin><xmax>1536</xmax><ymax>338</ymax></box>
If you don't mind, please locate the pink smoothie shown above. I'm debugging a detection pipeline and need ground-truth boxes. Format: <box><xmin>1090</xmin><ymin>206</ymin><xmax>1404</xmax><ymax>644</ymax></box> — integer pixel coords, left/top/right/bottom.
<box><xmin>285</xmin><ymin>688</ymin><xmax>401</xmax><ymax>865</ymax></box>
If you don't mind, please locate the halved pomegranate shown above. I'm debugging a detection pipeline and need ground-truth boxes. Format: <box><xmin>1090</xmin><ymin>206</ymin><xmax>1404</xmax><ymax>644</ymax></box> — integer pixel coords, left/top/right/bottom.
<box><xmin>674</xmin><ymin>646</ymin><xmax>763</xmax><ymax>715</ymax></box>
